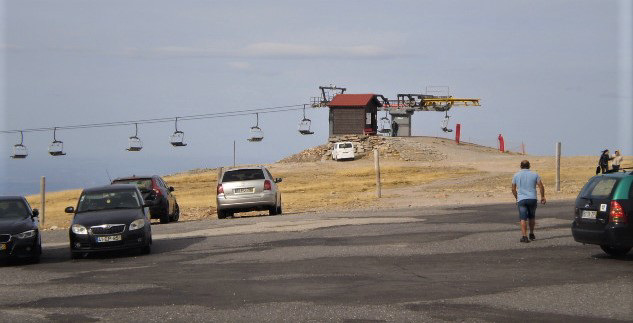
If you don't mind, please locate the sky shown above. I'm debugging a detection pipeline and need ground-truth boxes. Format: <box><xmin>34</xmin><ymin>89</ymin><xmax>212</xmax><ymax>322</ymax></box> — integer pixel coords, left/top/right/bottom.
<box><xmin>1</xmin><ymin>0</ymin><xmax>632</xmax><ymax>195</ymax></box>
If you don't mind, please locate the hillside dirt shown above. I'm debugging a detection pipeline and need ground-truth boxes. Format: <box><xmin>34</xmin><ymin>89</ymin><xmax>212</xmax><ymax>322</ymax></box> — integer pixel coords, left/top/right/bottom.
<box><xmin>28</xmin><ymin>136</ymin><xmax>627</xmax><ymax>229</ymax></box>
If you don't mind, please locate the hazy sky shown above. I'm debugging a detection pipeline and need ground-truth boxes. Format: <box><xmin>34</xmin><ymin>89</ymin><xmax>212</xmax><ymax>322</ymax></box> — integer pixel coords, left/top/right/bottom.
<box><xmin>1</xmin><ymin>0</ymin><xmax>632</xmax><ymax>195</ymax></box>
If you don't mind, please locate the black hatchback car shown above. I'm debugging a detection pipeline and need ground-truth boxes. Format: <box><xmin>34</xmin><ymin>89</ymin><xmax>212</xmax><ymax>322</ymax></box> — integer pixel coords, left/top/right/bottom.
<box><xmin>572</xmin><ymin>171</ymin><xmax>633</xmax><ymax>256</ymax></box>
<box><xmin>0</xmin><ymin>196</ymin><xmax>41</xmax><ymax>263</ymax></box>
<box><xmin>66</xmin><ymin>185</ymin><xmax>153</xmax><ymax>259</ymax></box>
<box><xmin>111</xmin><ymin>175</ymin><xmax>179</xmax><ymax>224</ymax></box>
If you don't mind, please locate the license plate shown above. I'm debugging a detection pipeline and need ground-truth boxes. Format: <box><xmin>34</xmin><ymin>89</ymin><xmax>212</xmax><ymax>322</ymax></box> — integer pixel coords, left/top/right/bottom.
<box><xmin>234</xmin><ymin>187</ymin><xmax>254</xmax><ymax>194</ymax></box>
<box><xmin>581</xmin><ymin>210</ymin><xmax>597</xmax><ymax>219</ymax></box>
<box><xmin>0</xmin><ymin>244</ymin><xmax>5</xmax><ymax>250</ymax></box>
<box><xmin>96</xmin><ymin>235</ymin><xmax>122</xmax><ymax>243</ymax></box>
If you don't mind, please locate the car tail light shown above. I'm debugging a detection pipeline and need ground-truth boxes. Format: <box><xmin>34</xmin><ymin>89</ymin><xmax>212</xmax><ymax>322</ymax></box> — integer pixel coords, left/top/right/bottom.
<box><xmin>263</xmin><ymin>180</ymin><xmax>272</xmax><ymax>191</ymax></box>
<box><xmin>151</xmin><ymin>179</ymin><xmax>163</xmax><ymax>197</ymax></box>
<box><xmin>609</xmin><ymin>201</ymin><xmax>627</xmax><ymax>224</ymax></box>
<box><xmin>217</xmin><ymin>184</ymin><xmax>224</xmax><ymax>195</ymax></box>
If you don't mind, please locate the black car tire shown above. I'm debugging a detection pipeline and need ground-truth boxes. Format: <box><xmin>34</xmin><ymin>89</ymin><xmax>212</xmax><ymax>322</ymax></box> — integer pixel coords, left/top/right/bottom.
<box><xmin>277</xmin><ymin>203</ymin><xmax>282</xmax><ymax>215</ymax></box>
<box><xmin>70</xmin><ymin>251</ymin><xmax>83</xmax><ymax>259</ymax></box>
<box><xmin>141</xmin><ymin>243</ymin><xmax>151</xmax><ymax>255</ymax></box>
<box><xmin>170</xmin><ymin>203</ymin><xmax>180</xmax><ymax>222</ymax></box>
<box><xmin>31</xmin><ymin>243</ymin><xmax>41</xmax><ymax>263</ymax></box>
<box><xmin>269</xmin><ymin>205</ymin><xmax>278</xmax><ymax>216</ymax></box>
<box><xmin>600</xmin><ymin>245</ymin><xmax>632</xmax><ymax>257</ymax></box>
<box><xmin>159</xmin><ymin>212</ymin><xmax>170</xmax><ymax>224</ymax></box>
<box><xmin>218</xmin><ymin>210</ymin><xmax>228</xmax><ymax>219</ymax></box>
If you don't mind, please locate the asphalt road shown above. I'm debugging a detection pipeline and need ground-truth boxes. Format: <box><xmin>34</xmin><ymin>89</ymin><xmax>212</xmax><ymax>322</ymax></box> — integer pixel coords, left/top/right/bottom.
<box><xmin>1</xmin><ymin>201</ymin><xmax>632</xmax><ymax>322</ymax></box>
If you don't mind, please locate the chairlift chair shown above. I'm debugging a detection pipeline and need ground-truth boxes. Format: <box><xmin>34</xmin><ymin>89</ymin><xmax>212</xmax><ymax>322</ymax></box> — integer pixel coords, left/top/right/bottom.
<box><xmin>127</xmin><ymin>123</ymin><xmax>143</xmax><ymax>151</ymax></box>
<box><xmin>378</xmin><ymin>111</ymin><xmax>392</xmax><ymax>134</ymax></box>
<box><xmin>170</xmin><ymin>117</ymin><xmax>187</xmax><ymax>147</ymax></box>
<box><xmin>441</xmin><ymin>112</ymin><xmax>453</xmax><ymax>133</ymax></box>
<box><xmin>48</xmin><ymin>127</ymin><xmax>66</xmax><ymax>156</ymax></box>
<box><xmin>247</xmin><ymin>113</ymin><xmax>264</xmax><ymax>142</ymax></box>
<box><xmin>298</xmin><ymin>105</ymin><xmax>314</xmax><ymax>135</ymax></box>
<box><xmin>11</xmin><ymin>131</ymin><xmax>28</xmax><ymax>159</ymax></box>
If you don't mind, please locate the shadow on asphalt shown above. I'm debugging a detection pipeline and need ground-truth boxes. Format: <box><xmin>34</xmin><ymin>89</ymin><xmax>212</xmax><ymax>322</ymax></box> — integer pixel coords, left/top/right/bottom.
<box><xmin>590</xmin><ymin>252</ymin><xmax>633</xmax><ymax>261</ymax></box>
<box><xmin>4</xmin><ymin>236</ymin><xmax>207</xmax><ymax>265</ymax></box>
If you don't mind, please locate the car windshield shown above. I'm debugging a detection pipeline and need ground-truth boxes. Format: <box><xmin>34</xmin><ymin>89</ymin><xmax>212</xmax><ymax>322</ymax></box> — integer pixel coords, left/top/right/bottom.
<box><xmin>579</xmin><ymin>177</ymin><xmax>619</xmax><ymax>199</ymax></box>
<box><xmin>0</xmin><ymin>200</ymin><xmax>29</xmax><ymax>219</ymax></box>
<box><xmin>338</xmin><ymin>143</ymin><xmax>352</xmax><ymax>148</ymax></box>
<box><xmin>222</xmin><ymin>169</ymin><xmax>265</xmax><ymax>182</ymax></box>
<box><xmin>112</xmin><ymin>179</ymin><xmax>153</xmax><ymax>192</ymax></box>
<box><xmin>77</xmin><ymin>191</ymin><xmax>141</xmax><ymax>212</ymax></box>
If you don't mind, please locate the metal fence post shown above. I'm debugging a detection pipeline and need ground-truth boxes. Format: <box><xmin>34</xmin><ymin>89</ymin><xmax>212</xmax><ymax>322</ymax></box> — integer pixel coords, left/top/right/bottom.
<box><xmin>556</xmin><ymin>142</ymin><xmax>561</xmax><ymax>192</ymax></box>
<box><xmin>40</xmin><ymin>176</ymin><xmax>46</xmax><ymax>225</ymax></box>
<box><xmin>374</xmin><ymin>149</ymin><xmax>381</xmax><ymax>198</ymax></box>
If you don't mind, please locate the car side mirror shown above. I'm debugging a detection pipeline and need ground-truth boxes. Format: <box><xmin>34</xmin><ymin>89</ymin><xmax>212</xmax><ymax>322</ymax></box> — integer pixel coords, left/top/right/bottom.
<box><xmin>65</xmin><ymin>206</ymin><xmax>75</xmax><ymax>214</ymax></box>
<box><xmin>274</xmin><ymin>178</ymin><xmax>282</xmax><ymax>183</ymax></box>
<box><xmin>32</xmin><ymin>209</ymin><xmax>39</xmax><ymax>217</ymax></box>
<box><xmin>169</xmin><ymin>186</ymin><xmax>175</xmax><ymax>192</ymax></box>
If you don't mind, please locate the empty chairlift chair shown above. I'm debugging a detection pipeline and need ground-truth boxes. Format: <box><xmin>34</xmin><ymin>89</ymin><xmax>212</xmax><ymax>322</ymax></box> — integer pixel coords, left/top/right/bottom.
<box><xmin>298</xmin><ymin>104</ymin><xmax>314</xmax><ymax>135</ymax></box>
<box><xmin>247</xmin><ymin>113</ymin><xmax>264</xmax><ymax>142</ymax></box>
<box><xmin>11</xmin><ymin>131</ymin><xmax>28</xmax><ymax>159</ymax></box>
<box><xmin>440</xmin><ymin>112</ymin><xmax>453</xmax><ymax>133</ymax></box>
<box><xmin>170</xmin><ymin>117</ymin><xmax>187</xmax><ymax>147</ymax></box>
<box><xmin>378</xmin><ymin>111</ymin><xmax>391</xmax><ymax>134</ymax></box>
<box><xmin>127</xmin><ymin>123</ymin><xmax>143</xmax><ymax>151</ymax></box>
<box><xmin>48</xmin><ymin>127</ymin><xmax>66</xmax><ymax>156</ymax></box>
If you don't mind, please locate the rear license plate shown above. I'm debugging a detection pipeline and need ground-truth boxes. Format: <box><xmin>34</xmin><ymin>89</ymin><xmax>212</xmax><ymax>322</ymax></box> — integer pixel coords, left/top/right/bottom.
<box><xmin>581</xmin><ymin>210</ymin><xmax>597</xmax><ymax>219</ymax></box>
<box><xmin>0</xmin><ymin>244</ymin><xmax>6</xmax><ymax>250</ymax></box>
<box><xmin>234</xmin><ymin>188</ymin><xmax>254</xmax><ymax>194</ymax></box>
<box><xmin>96</xmin><ymin>235</ymin><xmax>122</xmax><ymax>243</ymax></box>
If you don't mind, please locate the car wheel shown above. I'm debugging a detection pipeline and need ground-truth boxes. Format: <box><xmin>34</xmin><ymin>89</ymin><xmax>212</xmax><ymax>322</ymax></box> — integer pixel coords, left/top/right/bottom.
<box><xmin>600</xmin><ymin>245</ymin><xmax>632</xmax><ymax>257</ymax></box>
<box><xmin>268</xmin><ymin>206</ymin><xmax>277</xmax><ymax>216</ymax></box>
<box><xmin>141</xmin><ymin>243</ymin><xmax>151</xmax><ymax>255</ymax></box>
<box><xmin>70</xmin><ymin>251</ymin><xmax>83</xmax><ymax>259</ymax></box>
<box><xmin>159</xmin><ymin>212</ymin><xmax>170</xmax><ymax>224</ymax></box>
<box><xmin>31</xmin><ymin>243</ymin><xmax>41</xmax><ymax>263</ymax></box>
<box><xmin>218</xmin><ymin>210</ymin><xmax>228</xmax><ymax>219</ymax></box>
<box><xmin>170</xmin><ymin>203</ymin><xmax>180</xmax><ymax>222</ymax></box>
<box><xmin>277</xmin><ymin>203</ymin><xmax>282</xmax><ymax>215</ymax></box>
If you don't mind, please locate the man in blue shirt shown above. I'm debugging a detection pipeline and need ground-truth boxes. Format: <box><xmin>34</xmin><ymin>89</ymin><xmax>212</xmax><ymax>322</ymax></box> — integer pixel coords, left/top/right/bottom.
<box><xmin>512</xmin><ymin>160</ymin><xmax>546</xmax><ymax>243</ymax></box>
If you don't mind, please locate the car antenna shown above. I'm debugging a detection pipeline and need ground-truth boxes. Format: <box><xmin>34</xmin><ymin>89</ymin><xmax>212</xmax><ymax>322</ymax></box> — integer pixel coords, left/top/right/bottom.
<box><xmin>105</xmin><ymin>169</ymin><xmax>112</xmax><ymax>182</ymax></box>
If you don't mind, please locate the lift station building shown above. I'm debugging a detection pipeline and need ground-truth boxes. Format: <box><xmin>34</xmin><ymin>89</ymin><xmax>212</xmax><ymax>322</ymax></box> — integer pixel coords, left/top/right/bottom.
<box><xmin>327</xmin><ymin>94</ymin><xmax>381</xmax><ymax>136</ymax></box>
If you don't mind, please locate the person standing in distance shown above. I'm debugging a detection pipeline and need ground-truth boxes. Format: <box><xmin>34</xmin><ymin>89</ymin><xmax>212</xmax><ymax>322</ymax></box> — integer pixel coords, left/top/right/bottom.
<box><xmin>511</xmin><ymin>160</ymin><xmax>546</xmax><ymax>243</ymax></box>
<box><xmin>612</xmin><ymin>150</ymin><xmax>623</xmax><ymax>172</ymax></box>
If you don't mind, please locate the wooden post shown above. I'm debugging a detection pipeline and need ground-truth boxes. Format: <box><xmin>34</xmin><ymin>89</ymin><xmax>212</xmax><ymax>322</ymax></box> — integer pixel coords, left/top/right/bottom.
<box><xmin>455</xmin><ymin>124</ymin><xmax>461</xmax><ymax>145</ymax></box>
<box><xmin>374</xmin><ymin>149</ymin><xmax>381</xmax><ymax>198</ymax></box>
<box><xmin>40</xmin><ymin>176</ymin><xmax>46</xmax><ymax>225</ymax></box>
<box><xmin>556</xmin><ymin>142</ymin><xmax>561</xmax><ymax>192</ymax></box>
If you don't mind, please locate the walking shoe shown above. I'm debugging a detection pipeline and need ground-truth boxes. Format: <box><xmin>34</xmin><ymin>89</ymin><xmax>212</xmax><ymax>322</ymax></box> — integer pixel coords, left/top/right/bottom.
<box><xmin>529</xmin><ymin>233</ymin><xmax>536</xmax><ymax>241</ymax></box>
<box><xmin>520</xmin><ymin>236</ymin><xmax>530</xmax><ymax>243</ymax></box>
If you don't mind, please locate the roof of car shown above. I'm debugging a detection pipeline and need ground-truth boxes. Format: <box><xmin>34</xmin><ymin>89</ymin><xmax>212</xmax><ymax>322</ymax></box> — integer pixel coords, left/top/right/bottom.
<box><xmin>112</xmin><ymin>175</ymin><xmax>155</xmax><ymax>181</ymax></box>
<box><xmin>0</xmin><ymin>196</ymin><xmax>25</xmax><ymax>201</ymax></box>
<box><xmin>598</xmin><ymin>171</ymin><xmax>633</xmax><ymax>178</ymax></box>
<box><xmin>83</xmin><ymin>184</ymin><xmax>139</xmax><ymax>193</ymax></box>
<box><xmin>224</xmin><ymin>166</ymin><xmax>265</xmax><ymax>171</ymax></box>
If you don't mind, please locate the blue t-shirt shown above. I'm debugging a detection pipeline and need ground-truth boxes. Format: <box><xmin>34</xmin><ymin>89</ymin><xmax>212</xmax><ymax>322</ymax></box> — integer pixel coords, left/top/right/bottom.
<box><xmin>512</xmin><ymin>169</ymin><xmax>541</xmax><ymax>202</ymax></box>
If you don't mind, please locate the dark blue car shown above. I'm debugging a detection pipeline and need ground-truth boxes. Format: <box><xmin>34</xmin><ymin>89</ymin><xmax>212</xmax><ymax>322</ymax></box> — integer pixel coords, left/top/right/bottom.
<box><xmin>0</xmin><ymin>196</ymin><xmax>41</xmax><ymax>263</ymax></box>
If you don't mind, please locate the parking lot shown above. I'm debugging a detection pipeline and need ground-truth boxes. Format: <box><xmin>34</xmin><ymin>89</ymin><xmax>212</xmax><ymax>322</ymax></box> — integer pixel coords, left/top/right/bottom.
<box><xmin>1</xmin><ymin>200</ymin><xmax>631</xmax><ymax>322</ymax></box>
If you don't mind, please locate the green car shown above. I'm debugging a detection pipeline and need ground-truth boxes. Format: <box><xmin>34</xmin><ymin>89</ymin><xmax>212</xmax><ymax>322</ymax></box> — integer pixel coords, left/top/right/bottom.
<box><xmin>572</xmin><ymin>171</ymin><xmax>633</xmax><ymax>256</ymax></box>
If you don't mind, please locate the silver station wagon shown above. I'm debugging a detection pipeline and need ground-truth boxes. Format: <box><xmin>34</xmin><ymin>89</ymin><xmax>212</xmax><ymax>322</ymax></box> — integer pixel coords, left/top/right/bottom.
<box><xmin>216</xmin><ymin>166</ymin><xmax>282</xmax><ymax>219</ymax></box>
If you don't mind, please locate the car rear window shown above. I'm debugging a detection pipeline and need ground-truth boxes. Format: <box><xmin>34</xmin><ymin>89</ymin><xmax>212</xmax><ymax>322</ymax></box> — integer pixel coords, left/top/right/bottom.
<box><xmin>338</xmin><ymin>143</ymin><xmax>352</xmax><ymax>148</ymax></box>
<box><xmin>113</xmin><ymin>179</ymin><xmax>153</xmax><ymax>191</ymax></box>
<box><xmin>222</xmin><ymin>169</ymin><xmax>265</xmax><ymax>182</ymax></box>
<box><xmin>579</xmin><ymin>177</ymin><xmax>619</xmax><ymax>199</ymax></box>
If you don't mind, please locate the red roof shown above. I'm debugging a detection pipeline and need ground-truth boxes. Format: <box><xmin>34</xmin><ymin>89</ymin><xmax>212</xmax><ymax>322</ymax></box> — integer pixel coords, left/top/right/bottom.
<box><xmin>328</xmin><ymin>94</ymin><xmax>382</xmax><ymax>107</ymax></box>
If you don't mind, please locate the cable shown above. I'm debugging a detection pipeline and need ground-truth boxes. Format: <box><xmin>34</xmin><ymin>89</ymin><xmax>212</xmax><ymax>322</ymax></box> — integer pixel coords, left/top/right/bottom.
<box><xmin>0</xmin><ymin>104</ymin><xmax>305</xmax><ymax>134</ymax></box>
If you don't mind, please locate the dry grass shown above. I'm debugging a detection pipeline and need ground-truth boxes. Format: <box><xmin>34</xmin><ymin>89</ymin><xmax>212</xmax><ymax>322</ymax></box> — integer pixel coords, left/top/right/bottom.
<box><xmin>27</xmin><ymin>154</ymin><xmax>626</xmax><ymax>230</ymax></box>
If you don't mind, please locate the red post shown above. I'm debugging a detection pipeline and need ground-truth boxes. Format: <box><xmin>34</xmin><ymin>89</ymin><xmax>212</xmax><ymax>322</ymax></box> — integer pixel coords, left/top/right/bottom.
<box><xmin>455</xmin><ymin>124</ymin><xmax>461</xmax><ymax>144</ymax></box>
<box><xmin>498</xmin><ymin>134</ymin><xmax>505</xmax><ymax>153</ymax></box>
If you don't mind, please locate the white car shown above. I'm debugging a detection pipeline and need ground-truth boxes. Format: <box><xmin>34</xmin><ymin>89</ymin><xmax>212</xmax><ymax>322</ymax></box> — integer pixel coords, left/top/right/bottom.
<box><xmin>332</xmin><ymin>142</ymin><xmax>355</xmax><ymax>161</ymax></box>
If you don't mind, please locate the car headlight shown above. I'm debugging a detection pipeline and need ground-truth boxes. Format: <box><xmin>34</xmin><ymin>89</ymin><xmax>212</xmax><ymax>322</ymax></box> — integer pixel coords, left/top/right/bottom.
<box><xmin>14</xmin><ymin>230</ymin><xmax>36</xmax><ymax>239</ymax></box>
<box><xmin>71</xmin><ymin>224</ymin><xmax>88</xmax><ymax>235</ymax></box>
<box><xmin>129</xmin><ymin>219</ymin><xmax>145</xmax><ymax>231</ymax></box>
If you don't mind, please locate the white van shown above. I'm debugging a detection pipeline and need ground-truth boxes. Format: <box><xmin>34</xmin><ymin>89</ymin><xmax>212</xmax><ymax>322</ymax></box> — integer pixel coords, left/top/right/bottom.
<box><xmin>332</xmin><ymin>142</ymin><xmax>355</xmax><ymax>161</ymax></box>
